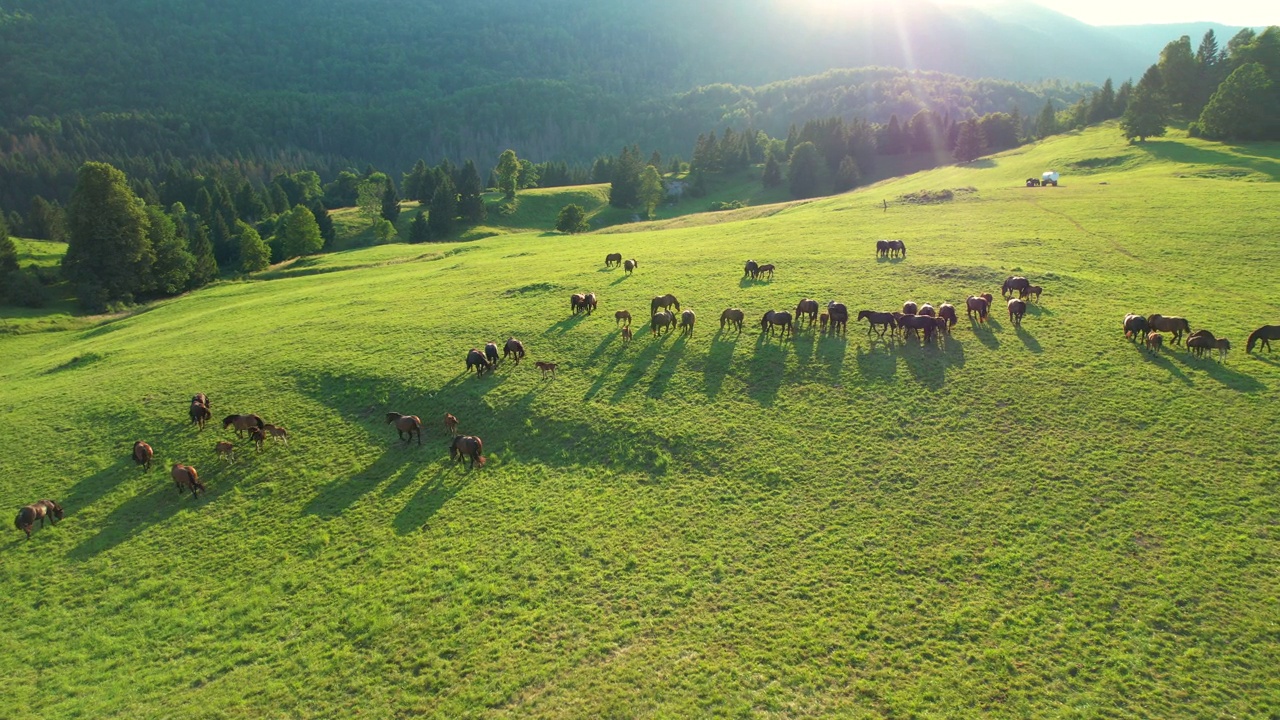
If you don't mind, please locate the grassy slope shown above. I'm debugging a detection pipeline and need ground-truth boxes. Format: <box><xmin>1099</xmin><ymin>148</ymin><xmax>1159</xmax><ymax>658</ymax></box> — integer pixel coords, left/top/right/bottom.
<box><xmin>2</xmin><ymin>124</ymin><xmax>1279</xmax><ymax>718</ymax></box>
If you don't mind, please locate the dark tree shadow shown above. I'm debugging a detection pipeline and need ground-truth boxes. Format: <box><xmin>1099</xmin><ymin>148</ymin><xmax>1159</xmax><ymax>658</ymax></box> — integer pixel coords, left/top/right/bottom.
<box><xmin>1015</xmin><ymin>326</ymin><xmax>1042</xmax><ymax>353</ymax></box>
<box><xmin>703</xmin><ymin>330</ymin><xmax>739</xmax><ymax>398</ymax></box>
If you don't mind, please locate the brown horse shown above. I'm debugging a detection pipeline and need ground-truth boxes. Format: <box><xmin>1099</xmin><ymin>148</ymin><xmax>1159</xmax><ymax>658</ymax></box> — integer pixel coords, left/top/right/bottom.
<box><xmin>679</xmin><ymin>309</ymin><xmax>696</xmax><ymax>336</ymax></box>
<box><xmin>264</xmin><ymin>423</ymin><xmax>289</xmax><ymax>445</ymax></box>
<box><xmin>756</xmin><ymin>263</ymin><xmax>775</xmax><ymax>280</ymax></box>
<box><xmin>795</xmin><ymin>299</ymin><xmax>820</xmax><ymax>327</ymax></box>
<box><xmin>1002</xmin><ymin>276</ymin><xmax>1030</xmax><ymax>298</ymax></box>
<box><xmin>918</xmin><ymin>303</ymin><xmax>935</xmax><ymax>317</ymax></box>
<box><xmin>819</xmin><ymin>312</ymin><xmax>829</xmax><ymax>333</ymax></box>
<box><xmin>170</xmin><ymin>463</ymin><xmax>205</xmax><ymax>498</ymax></box>
<box><xmin>222</xmin><ymin>414</ymin><xmax>264</xmax><ymax>438</ymax></box>
<box><xmin>938</xmin><ymin>303</ymin><xmax>957</xmax><ymax>327</ymax></box>
<box><xmin>133</xmin><ymin>440</ymin><xmax>154</xmax><ymax>471</ymax></box>
<box><xmin>650</xmin><ymin>293</ymin><xmax>680</xmax><ymax>315</ymax></box>
<box><xmin>605</xmin><ymin>252</ymin><xmax>622</xmax><ymax>267</ymax></box>
<box><xmin>720</xmin><ymin>308</ymin><xmax>744</xmax><ymax>333</ymax></box>
<box><xmin>966</xmin><ymin>296</ymin><xmax>989</xmax><ymax>322</ymax></box>
<box><xmin>189</xmin><ymin>401</ymin><xmax>211</xmax><ymax>430</ymax></box>
<box><xmin>615</xmin><ymin>310</ymin><xmax>632</xmax><ymax>326</ymax></box>
<box><xmin>482</xmin><ymin>342</ymin><xmax>499</xmax><ymax>366</ymax></box>
<box><xmin>192</xmin><ymin>393</ymin><xmax>209</xmax><ymax>409</ymax></box>
<box><xmin>761</xmin><ymin>310</ymin><xmax>794</xmax><ymax>338</ymax></box>
<box><xmin>450</xmin><ymin>435</ymin><xmax>486</xmax><ymax>469</ymax></box>
<box><xmin>443</xmin><ymin>413</ymin><xmax>459</xmax><ymax>436</ymax></box>
<box><xmin>1124</xmin><ymin>314</ymin><xmax>1149</xmax><ymax>341</ymax></box>
<box><xmin>744</xmin><ymin>259</ymin><xmax>758</xmax><ymax>278</ymax></box>
<box><xmin>932</xmin><ymin>316</ymin><xmax>951</xmax><ymax>339</ymax></box>
<box><xmin>886</xmin><ymin>240</ymin><xmax>907</xmax><ymax>258</ymax></box>
<box><xmin>504</xmin><ymin>337</ymin><xmax>525</xmax><ymax>363</ymax></box>
<box><xmin>901</xmin><ymin>301</ymin><xmax>917</xmax><ymax>316</ymax></box>
<box><xmin>1007</xmin><ymin>298</ymin><xmax>1027</xmax><ymax>327</ymax></box>
<box><xmin>1216</xmin><ymin>338</ymin><xmax>1231</xmax><ymax>362</ymax></box>
<box><xmin>826</xmin><ymin>302</ymin><xmax>849</xmax><ymax>336</ymax></box>
<box><xmin>857</xmin><ymin>310</ymin><xmax>895</xmax><ymax>338</ymax></box>
<box><xmin>583</xmin><ymin>292</ymin><xmax>598</xmax><ymax>313</ymax></box>
<box><xmin>624</xmin><ymin>259</ymin><xmax>637</xmax><ymax>275</ymax></box>
<box><xmin>248</xmin><ymin>426</ymin><xmax>266</xmax><ymax>451</ymax></box>
<box><xmin>14</xmin><ymin>500</ymin><xmax>62</xmax><ymax>540</ymax></box>
<box><xmin>1246</xmin><ymin>325</ymin><xmax>1280</xmax><ymax>354</ymax></box>
<box><xmin>570</xmin><ymin>293</ymin><xmax>588</xmax><ymax>314</ymax></box>
<box><xmin>875</xmin><ymin>240</ymin><xmax>890</xmax><ymax>258</ymax></box>
<box><xmin>385</xmin><ymin>412</ymin><xmax>422</xmax><ymax>445</ymax></box>
<box><xmin>1021</xmin><ymin>285</ymin><xmax>1043</xmax><ymax>302</ymax></box>
<box><xmin>1146</xmin><ymin>331</ymin><xmax>1163</xmax><ymax>353</ymax></box>
<box><xmin>1147</xmin><ymin>314</ymin><xmax>1191</xmax><ymax>345</ymax></box>
<box><xmin>215</xmin><ymin>441</ymin><xmax>236</xmax><ymax>463</ymax></box>
<box><xmin>651</xmin><ymin>310</ymin><xmax>677</xmax><ymax>336</ymax></box>
<box><xmin>622</xmin><ymin>327</ymin><xmax>633</xmax><ymax>342</ymax></box>
<box><xmin>896</xmin><ymin>313</ymin><xmax>933</xmax><ymax>340</ymax></box>
<box><xmin>466</xmin><ymin>348</ymin><xmax>491</xmax><ymax>375</ymax></box>
<box><xmin>1186</xmin><ymin>330</ymin><xmax>1218</xmax><ymax>359</ymax></box>
<box><xmin>535</xmin><ymin>361</ymin><xmax>558</xmax><ymax>377</ymax></box>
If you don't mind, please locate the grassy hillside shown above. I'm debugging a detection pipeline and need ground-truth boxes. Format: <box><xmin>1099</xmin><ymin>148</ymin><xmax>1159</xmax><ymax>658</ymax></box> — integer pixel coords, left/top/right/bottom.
<box><xmin>2</xmin><ymin>124</ymin><xmax>1279</xmax><ymax>718</ymax></box>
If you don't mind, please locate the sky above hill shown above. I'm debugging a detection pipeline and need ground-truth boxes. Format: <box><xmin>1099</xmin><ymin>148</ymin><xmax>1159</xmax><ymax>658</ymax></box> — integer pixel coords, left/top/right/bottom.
<box><xmin>1005</xmin><ymin>0</ymin><xmax>1274</xmax><ymax>26</ymax></box>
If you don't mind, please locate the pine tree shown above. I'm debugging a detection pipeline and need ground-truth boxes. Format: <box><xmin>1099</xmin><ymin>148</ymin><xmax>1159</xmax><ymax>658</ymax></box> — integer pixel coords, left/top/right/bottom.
<box><xmin>1088</xmin><ymin>78</ymin><xmax>1116</xmax><ymax>123</ymax></box>
<box><xmin>834</xmin><ymin>155</ymin><xmax>862</xmax><ymax>193</ymax></box>
<box><xmin>144</xmin><ymin>206</ymin><xmax>193</xmax><ymax>296</ymax></box>
<box><xmin>457</xmin><ymin>160</ymin><xmax>486</xmax><ymax>224</ymax></box>
<box><xmin>63</xmin><ymin>162</ymin><xmax>154</xmax><ymax>305</ymax></box>
<box><xmin>427</xmin><ymin>175</ymin><xmax>457</xmax><ymax>238</ymax></box>
<box><xmin>237</xmin><ymin>220</ymin><xmax>271</xmax><ymax>273</ymax></box>
<box><xmin>1036</xmin><ymin>100</ymin><xmax>1058</xmax><ymax>138</ymax></box>
<box><xmin>608</xmin><ymin>146</ymin><xmax>644</xmax><ymax>208</ymax></box>
<box><xmin>211</xmin><ymin>213</ymin><xmax>236</xmax><ymax>269</ymax></box>
<box><xmin>187</xmin><ymin>220</ymin><xmax>218</xmax><ymax>289</ymax></box>
<box><xmin>402</xmin><ymin>159</ymin><xmax>431</xmax><ymax>201</ymax></box>
<box><xmin>952</xmin><ymin>121</ymin><xmax>985</xmax><ymax>162</ymax></box>
<box><xmin>381</xmin><ymin>181</ymin><xmax>400</xmax><ymax>223</ymax></box>
<box><xmin>787</xmin><ymin>142</ymin><xmax>822</xmax><ymax>199</ymax></box>
<box><xmin>281</xmin><ymin>205</ymin><xmax>323</xmax><ymax>259</ymax></box>
<box><xmin>762</xmin><ymin>155</ymin><xmax>782</xmax><ymax>188</ymax></box>
<box><xmin>234</xmin><ymin>181</ymin><xmax>267</xmax><ymax>222</ymax></box>
<box><xmin>1121</xmin><ymin>65</ymin><xmax>1170</xmax><ymax>142</ymax></box>
<box><xmin>408</xmin><ymin>209</ymin><xmax>430</xmax><ymax>244</ymax></box>
<box><xmin>1159</xmin><ymin>36</ymin><xmax>1199</xmax><ymax>114</ymax></box>
<box><xmin>1196</xmin><ymin>63</ymin><xmax>1278</xmax><ymax>140</ymax></box>
<box><xmin>310</xmin><ymin>200</ymin><xmax>336</xmax><ymax>251</ymax></box>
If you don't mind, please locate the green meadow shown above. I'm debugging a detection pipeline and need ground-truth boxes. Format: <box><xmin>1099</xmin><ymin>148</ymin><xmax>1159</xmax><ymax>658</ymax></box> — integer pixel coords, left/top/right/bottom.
<box><xmin>2</xmin><ymin>124</ymin><xmax>1279</xmax><ymax>718</ymax></box>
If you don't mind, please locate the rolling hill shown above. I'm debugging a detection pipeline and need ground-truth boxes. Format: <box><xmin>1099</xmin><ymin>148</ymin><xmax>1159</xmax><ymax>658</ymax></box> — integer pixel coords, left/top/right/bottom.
<box><xmin>2</xmin><ymin>124</ymin><xmax>1278</xmax><ymax>717</ymax></box>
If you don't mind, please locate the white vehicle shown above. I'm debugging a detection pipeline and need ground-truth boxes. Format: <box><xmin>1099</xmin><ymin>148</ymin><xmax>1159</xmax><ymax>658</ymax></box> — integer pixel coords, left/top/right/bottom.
<box><xmin>1041</xmin><ymin>170</ymin><xmax>1059</xmax><ymax>186</ymax></box>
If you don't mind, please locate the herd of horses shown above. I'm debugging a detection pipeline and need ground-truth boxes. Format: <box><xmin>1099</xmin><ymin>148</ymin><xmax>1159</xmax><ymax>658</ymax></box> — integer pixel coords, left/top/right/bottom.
<box><xmin>1122</xmin><ymin>315</ymin><xmax>1278</xmax><ymax>362</ymax></box>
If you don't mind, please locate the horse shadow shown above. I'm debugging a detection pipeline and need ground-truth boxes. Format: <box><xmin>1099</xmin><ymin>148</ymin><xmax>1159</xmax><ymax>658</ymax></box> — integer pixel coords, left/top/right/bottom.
<box><xmin>303</xmin><ymin>444</ymin><xmax>421</xmax><ymax>518</ymax></box>
<box><xmin>1137</xmin><ymin>345</ymin><xmax>1191</xmax><ymax>385</ymax></box>
<box><xmin>607</xmin><ymin>330</ymin><xmax>672</xmax><ymax>403</ymax></box>
<box><xmin>899</xmin><ymin>341</ymin><xmax>949</xmax><ymax>390</ymax></box>
<box><xmin>746</xmin><ymin>335</ymin><xmax>789</xmax><ymax>406</ymax></box>
<box><xmin>875</xmin><ymin>256</ymin><xmax>904</xmax><ymax>264</ymax></box>
<box><xmin>542</xmin><ymin>313</ymin><xmax>590</xmax><ymax>335</ymax></box>
<box><xmin>391</xmin><ymin>465</ymin><xmax>464</xmax><ymax>535</ymax></box>
<box><xmin>584</xmin><ymin>330</ymin><xmax>618</xmax><ymax>365</ymax></box>
<box><xmin>969</xmin><ymin>320</ymin><xmax>1000</xmax><ymax>350</ymax></box>
<box><xmin>1167</xmin><ymin>350</ymin><xmax>1267</xmax><ymax>392</ymax></box>
<box><xmin>854</xmin><ymin>342</ymin><xmax>897</xmax><ymax>383</ymax></box>
<box><xmin>1025</xmin><ymin>304</ymin><xmax>1053</xmax><ymax>317</ymax></box>
<box><xmin>1015</xmin><ymin>326</ymin><xmax>1042</xmax><ymax>353</ymax></box>
<box><xmin>816</xmin><ymin>333</ymin><xmax>848</xmax><ymax>379</ymax></box>
<box><xmin>703</xmin><ymin>330</ymin><xmax>739</xmax><ymax>398</ymax></box>
<box><xmin>739</xmin><ymin>277</ymin><xmax>769</xmax><ymax>288</ymax></box>
<box><xmin>646</xmin><ymin>334</ymin><xmax>690</xmax><ymax>398</ymax></box>
<box><xmin>609</xmin><ymin>275</ymin><xmax>633</xmax><ymax>286</ymax></box>
<box><xmin>793</xmin><ymin>327</ymin><xmax>817</xmax><ymax>367</ymax></box>
<box><xmin>66</xmin><ymin>475</ymin><xmax>226</xmax><ymax>560</ymax></box>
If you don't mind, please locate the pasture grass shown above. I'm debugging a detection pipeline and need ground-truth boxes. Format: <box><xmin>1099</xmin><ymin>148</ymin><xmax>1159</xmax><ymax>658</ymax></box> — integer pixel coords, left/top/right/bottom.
<box><xmin>2</xmin><ymin>123</ymin><xmax>1279</xmax><ymax>718</ymax></box>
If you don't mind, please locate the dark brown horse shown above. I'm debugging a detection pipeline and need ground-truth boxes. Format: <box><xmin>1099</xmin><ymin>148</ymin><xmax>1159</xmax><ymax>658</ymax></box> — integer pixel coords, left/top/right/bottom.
<box><xmin>938</xmin><ymin>303</ymin><xmax>957</xmax><ymax>327</ymax></box>
<box><xmin>651</xmin><ymin>293</ymin><xmax>680</xmax><ymax>315</ymax></box>
<box><xmin>761</xmin><ymin>310</ymin><xmax>794</xmax><ymax>338</ymax></box>
<box><xmin>886</xmin><ymin>240</ymin><xmax>907</xmax><ymax>258</ymax></box>
<box><xmin>720</xmin><ymin>308</ymin><xmax>744</xmax><ymax>333</ymax></box>
<box><xmin>171</xmin><ymin>463</ymin><xmax>205</xmax><ymax>498</ymax></box>
<box><xmin>385</xmin><ymin>412</ymin><xmax>422</xmax><ymax>444</ymax></box>
<box><xmin>605</xmin><ymin>252</ymin><xmax>622</xmax><ymax>267</ymax></box>
<box><xmin>466</xmin><ymin>348</ymin><xmax>491</xmax><ymax>375</ymax></box>
<box><xmin>14</xmin><ymin>500</ymin><xmax>62</xmax><ymax>540</ymax></box>
<box><xmin>191</xmin><ymin>393</ymin><xmax>209</xmax><ymax>410</ymax></box>
<box><xmin>826</xmin><ymin>302</ymin><xmax>849</xmax><ymax>336</ymax></box>
<box><xmin>615</xmin><ymin>310</ymin><xmax>632</xmax><ymax>326</ymax></box>
<box><xmin>1147</xmin><ymin>314</ymin><xmax>1191</xmax><ymax>345</ymax></box>
<box><xmin>651</xmin><ymin>310</ymin><xmax>677</xmax><ymax>336</ymax></box>
<box><xmin>583</xmin><ymin>292</ymin><xmax>598</xmax><ymax>313</ymax></box>
<box><xmin>484</xmin><ymin>342</ymin><xmax>500</xmax><ymax>366</ymax></box>
<box><xmin>622</xmin><ymin>327</ymin><xmax>633</xmax><ymax>342</ymax></box>
<box><xmin>1247</xmin><ymin>325</ymin><xmax>1280</xmax><ymax>354</ymax></box>
<box><xmin>1021</xmin><ymin>285</ymin><xmax>1043</xmax><ymax>302</ymax></box>
<box><xmin>450</xmin><ymin>435</ymin><xmax>486</xmax><ymax>469</ymax></box>
<box><xmin>1007</xmin><ymin>298</ymin><xmax>1027</xmax><ymax>327</ymax></box>
<box><xmin>896</xmin><ymin>313</ymin><xmax>933</xmax><ymax>340</ymax></box>
<box><xmin>744</xmin><ymin>260</ymin><xmax>758</xmax><ymax>278</ymax></box>
<box><xmin>918</xmin><ymin>303</ymin><xmax>935</xmax><ymax>317</ymax></box>
<box><xmin>248</xmin><ymin>426</ymin><xmax>266</xmax><ymax>451</ymax></box>
<box><xmin>795</xmin><ymin>298</ymin><xmax>820</xmax><ymax>327</ymax></box>
<box><xmin>819</xmin><ymin>313</ymin><xmax>829</xmax><ymax>333</ymax></box>
<box><xmin>966</xmin><ymin>296</ymin><xmax>989</xmax><ymax>322</ymax></box>
<box><xmin>132</xmin><ymin>440</ymin><xmax>154</xmax><ymax>471</ymax></box>
<box><xmin>901</xmin><ymin>301</ymin><xmax>917</xmax><ymax>316</ymax></box>
<box><xmin>1124</xmin><ymin>314</ymin><xmax>1149</xmax><ymax>341</ymax></box>
<box><xmin>756</xmin><ymin>264</ymin><xmax>775</xmax><ymax>280</ymax></box>
<box><xmin>679</xmin><ymin>309</ymin><xmax>696</xmax><ymax>336</ymax></box>
<box><xmin>189</xmin><ymin>401</ymin><xmax>211</xmax><ymax>430</ymax></box>
<box><xmin>504</xmin><ymin>337</ymin><xmax>525</xmax><ymax>363</ymax></box>
<box><xmin>1186</xmin><ymin>330</ymin><xmax>1218</xmax><ymax>359</ymax></box>
<box><xmin>222</xmin><ymin>414</ymin><xmax>264</xmax><ymax>437</ymax></box>
<box><xmin>875</xmin><ymin>240</ymin><xmax>890</xmax><ymax>258</ymax></box>
<box><xmin>443</xmin><ymin>413</ymin><xmax>459</xmax><ymax>436</ymax></box>
<box><xmin>571</xmin><ymin>293</ymin><xmax>587</xmax><ymax>314</ymax></box>
<box><xmin>1002</xmin><ymin>276</ymin><xmax>1030</xmax><ymax>298</ymax></box>
<box><xmin>624</xmin><ymin>259</ymin><xmax>637</xmax><ymax>275</ymax></box>
<box><xmin>857</xmin><ymin>310</ymin><xmax>895</xmax><ymax>338</ymax></box>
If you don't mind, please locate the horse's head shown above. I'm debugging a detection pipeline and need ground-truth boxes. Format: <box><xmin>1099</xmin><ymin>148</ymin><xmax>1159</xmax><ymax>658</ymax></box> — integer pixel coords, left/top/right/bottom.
<box><xmin>385</xmin><ymin>412</ymin><xmax>401</xmax><ymax>424</ymax></box>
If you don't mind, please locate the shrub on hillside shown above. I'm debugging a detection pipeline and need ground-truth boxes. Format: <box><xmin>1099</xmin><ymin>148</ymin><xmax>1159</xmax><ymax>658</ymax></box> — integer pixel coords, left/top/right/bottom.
<box><xmin>5</xmin><ymin>269</ymin><xmax>48</xmax><ymax>308</ymax></box>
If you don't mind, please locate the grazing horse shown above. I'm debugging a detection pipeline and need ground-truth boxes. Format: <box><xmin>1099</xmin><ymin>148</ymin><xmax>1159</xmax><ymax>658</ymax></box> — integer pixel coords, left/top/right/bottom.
<box><xmin>443</xmin><ymin>413</ymin><xmax>459</xmax><ymax>436</ymax></box>
<box><xmin>189</xmin><ymin>401</ymin><xmax>211</xmax><ymax>430</ymax></box>
<box><xmin>484</xmin><ymin>342</ymin><xmax>500</xmax><ymax>366</ymax></box>
<box><xmin>583</xmin><ymin>292</ymin><xmax>598</xmax><ymax>314</ymax></box>
<box><xmin>980</xmin><ymin>293</ymin><xmax>994</xmax><ymax>307</ymax></box>
<box><xmin>14</xmin><ymin>500</ymin><xmax>62</xmax><ymax>540</ymax></box>
<box><xmin>571</xmin><ymin>293</ymin><xmax>587</xmax><ymax>314</ymax></box>
<box><xmin>679</xmin><ymin>310</ymin><xmax>696</xmax><ymax>337</ymax></box>
<box><xmin>756</xmin><ymin>264</ymin><xmax>775</xmax><ymax>280</ymax></box>
<box><xmin>897</xmin><ymin>313</ymin><xmax>934</xmax><ymax>340</ymax></box>
<box><xmin>1007</xmin><ymin>298</ymin><xmax>1027</xmax><ymax>327</ymax></box>
<box><xmin>504</xmin><ymin>337</ymin><xmax>525</xmax><ymax>363</ymax></box>
<box><xmin>264</xmin><ymin>424</ymin><xmax>288</xmax><ymax>445</ymax></box>
<box><xmin>795</xmin><ymin>299</ymin><xmax>820</xmax><ymax>327</ymax></box>
<box><xmin>966</xmin><ymin>296</ymin><xmax>989</xmax><ymax>322</ymax></box>
<box><xmin>605</xmin><ymin>253</ymin><xmax>622</xmax><ymax>268</ymax></box>
<box><xmin>918</xmin><ymin>303</ymin><xmax>935</xmax><ymax>317</ymax></box>
<box><xmin>248</xmin><ymin>426</ymin><xmax>266</xmax><ymax>451</ymax></box>
<box><xmin>222</xmin><ymin>414</ymin><xmax>264</xmax><ymax>438</ymax></box>
<box><xmin>938</xmin><ymin>303</ymin><xmax>957</xmax><ymax>327</ymax></box>
<box><xmin>857</xmin><ymin>310</ymin><xmax>896</xmax><ymax>338</ymax></box>
<box><xmin>1146</xmin><ymin>332</ymin><xmax>1163</xmax><ymax>353</ymax></box>
<box><xmin>932</xmin><ymin>316</ymin><xmax>951</xmax><ymax>340</ymax></box>
<box><xmin>761</xmin><ymin>310</ymin><xmax>794</xmax><ymax>338</ymax></box>
<box><xmin>1124</xmin><ymin>314</ymin><xmax>1149</xmax><ymax>341</ymax></box>
<box><xmin>886</xmin><ymin>240</ymin><xmax>907</xmax><ymax>258</ymax></box>
<box><xmin>651</xmin><ymin>310</ymin><xmax>677</xmax><ymax>336</ymax></box>
<box><xmin>1246</xmin><ymin>325</ymin><xmax>1280</xmax><ymax>354</ymax></box>
<box><xmin>191</xmin><ymin>393</ymin><xmax>209</xmax><ymax>412</ymax></box>
<box><xmin>1147</xmin><ymin>314</ymin><xmax>1191</xmax><ymax>345</ymax></box>
<box><xmin>170</xmin><ymin>463</ymin><xmax>205</xmax><ymax>498</ymax></box>
<box><xmin>819</xmin><ymin>313</ymin><xmax>829</xmax><ymax>333</ymax></box>
<box><xmin>744</xmin><ymin>260</ymin><xmax>758</xmax><ymax>278</ymax></box>
<box><xmin>133</xmin><ymin>440</ymin><xmax>154</xmax><ymax>471</ymax></box>
<box><xmin>1216</xmin><ymin>338</ymin><xmax>1231</xmax><ymax>361</ymax></box>
<box><xmin>902</xmin><ymin>301</ymin><xmax>917</xmax><ymax>316</ymax></box>
<box><xmin>826</xmin><ymin>302</ymin><xmax>849</xmax><ymax>336</ymax></box>
<box><xmin>720</xmin><ymin>308</ymin><xmax>745</xmax><ymax>333</ymax></box>
<box><xmin>1186</xmin><ymin>330</ymin><xmax>1218</xmax><ymax>359</ymax></box>
<box><xmin>624</xmin><ymin>259</ymin><xmax>637</xmax><ymax>275</ymax></box>
<box><xmin>385</xmin><ymin>412</ymin><xmax>422</xmax><ymax>445</ymax></box>
<box><xmin>1001</xmin><ymin>276</ymin><xmax>1030</xmax><ymax>298</ymax></box>
<box><xmin>535</xmin><ymin>361</ymin><xmax>558</xmax><ymax>377</ymax></box>
<box><xmin>622</xmin><ymin>327</ymin><xmax>633</xmax><ymax>342</ymax></box>
<box><xmin>450</xmin><ymin>435</ymin><xmax>486</xmax><ymax>469</ymax></box>
<box><xmin>215</xmin><ymin>441</ymin><xmax>235</xmax><ymax>463</ymax></box>
<box><xmin>1021</xmin><ymin>285</ymin><xmax>1043</xmax><ymax>302</ymax></box>
<box><xmin>875</xmin><ymin>240</ymin><xmax>890</xmax><ymax>258</ymax></box>
<box><xmin>651</xmin><ymin>294</ymin><xmax>680</xmax><ymax>315</ymax></box>
<box><xmin>466</xmin><ymin>348</ymin><xmax>492</xmax><ymax>375</ymax></box>
<box><xmin>615</xmin><ymin>310</ymin><xmax>632</xmax><ymax>326</ymax></box>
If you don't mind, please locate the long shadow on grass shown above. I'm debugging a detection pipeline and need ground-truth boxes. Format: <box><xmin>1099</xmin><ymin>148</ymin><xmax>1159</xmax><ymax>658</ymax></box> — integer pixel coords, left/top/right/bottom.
<box><xmin>392</xmin><ymin>465</ymin><xmax>464</xmax><ymax>534</ymax></box>
<box><xmin>969</xmin><ymin>319</ymin><xmax>1000</xmax><ymax>350</ymax></box>
<box><xmin>703</xmin><ymin>329</ymin><xmax>739</xmax><ymax>398</ymax></box>
<box><xmin>1165</xmin><ymin>350</ymin><xmax>1267</xmax><ymax>392</ymax></box>
<box><xmin>854</xmin><ymin>341</ymin><xmax>897</xmax><ymax>383</ymax></box>
<box><xmin>815</xmin><ymin>333</ymin><xmax>848</xmax><ymax>381</ymax></box>
<box><xmin>897</xmin><ymin>337</ymin><xmax>965</xmax><ymax>390</ymax></box>
<box><xmin>793</xmin><ymin>326</ymin><xmax>816</xmax><ymax>367</ymax></box>
<box><xmin>1015</xmin><ymin>326</ymin><xmax>1042</xmax><ymax>353</ymax></box>
<box><xmin>746</xmin><ymin>332</ymin><xmax>789</xmax><ymax>406</ymax></box>
<box><xmin>609</xmin><ymin>330</ymin><xmax>673</xmax><ymax>403</ymax></box>
<box><xmin>1138</xmin><ymin>346</ymin><xmax>1192</xmax><ymax>385</ymax></box>
<box><xmin>647</xmin><ymin>334</ymin><xmax>689</xmax><ymax>398</ymax></box>
<box><xmin>67</xmin><ymin>475</ymin><xmax>227</xmax><ymax>560</ymax></box>
<box><xmin>542</xmin><ymin>313</ymin><xmax>589</xmax><ymax>336</ymax></box>
<box><xmin>303</xmin><ymin>445</ymin><xmax>421</xmax><ymax>517</ymax></box>
<box><xmin>1138</xmin><ymin>141</ymin><xmax>1280</xmax><ymax>181</ymax></box>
